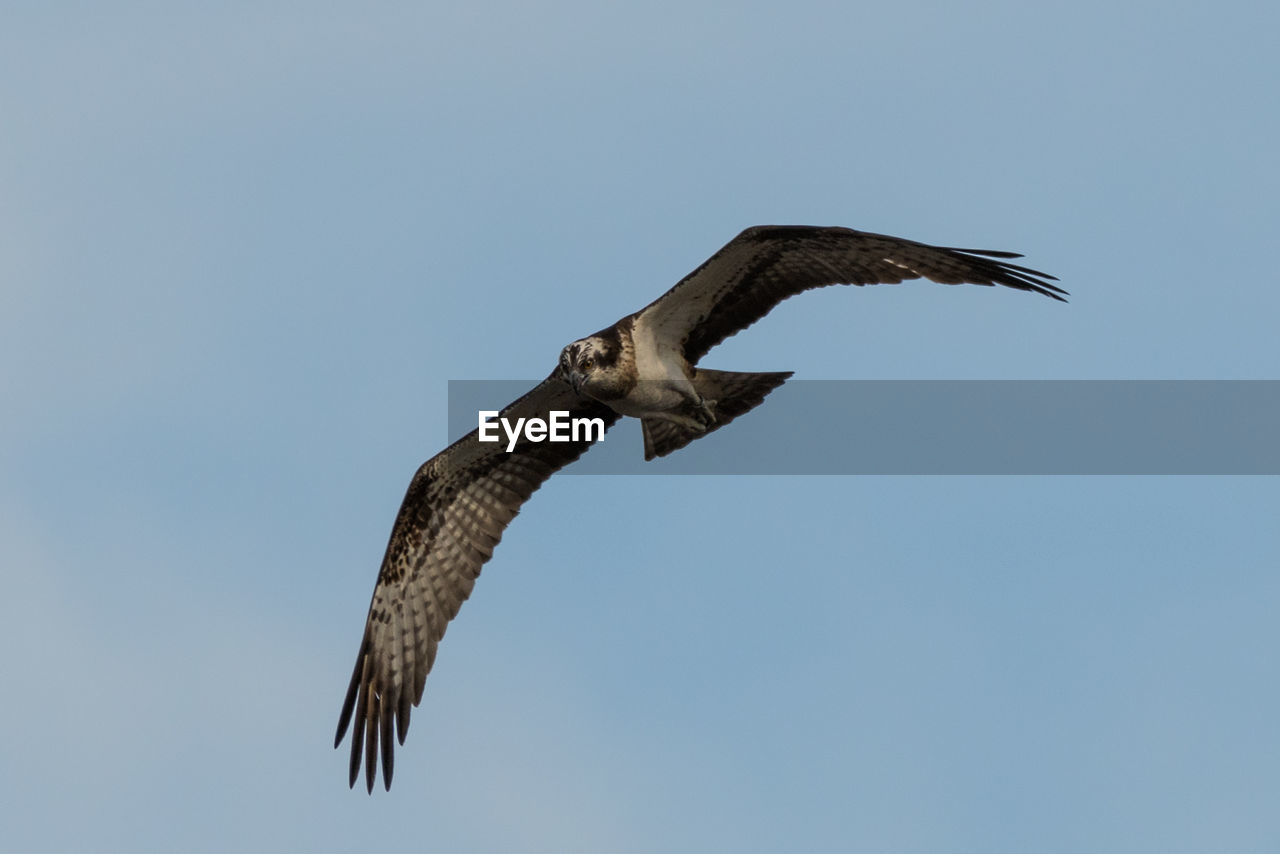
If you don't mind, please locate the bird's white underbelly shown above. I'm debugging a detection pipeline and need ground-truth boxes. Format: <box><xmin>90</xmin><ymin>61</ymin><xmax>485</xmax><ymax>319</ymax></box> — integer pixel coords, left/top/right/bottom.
<box><xmin>618</xmin><ymin>316</ymin><xmax>697</xmax><ymax>415</ymax></box>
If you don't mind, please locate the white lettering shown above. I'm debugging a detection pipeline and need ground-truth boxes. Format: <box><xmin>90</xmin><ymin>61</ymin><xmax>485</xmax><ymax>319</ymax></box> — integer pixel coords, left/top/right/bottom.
<box><xmin>475</xmin><ymin>410</ymin><xmax>607</xmax><ymax>452</ymax></box>
<box><xmin>478</xmin><ymin>411</ymin><xmax>500</xmax><ymax>442</ymax></box>
<box><xmin>573</xmin><ymin>416</ymin><xmax>606</xmax><ymax>442</ymax></box>
<box><xmin>501</xmin><ymin>417</ymin><xmax>525</xmax><ymax>453</ymax></box>
<box><xmin>549</xmin><ymin>410</ymin><xmax>569</xmax><ymax>442</ymax></box>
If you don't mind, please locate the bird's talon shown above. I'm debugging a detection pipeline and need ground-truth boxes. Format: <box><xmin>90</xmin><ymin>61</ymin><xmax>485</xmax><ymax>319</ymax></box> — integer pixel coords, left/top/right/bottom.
<box><xmin>696</xmin><ymin>397</ymin><xmax>717</xmax><ymax>427</ymax></box>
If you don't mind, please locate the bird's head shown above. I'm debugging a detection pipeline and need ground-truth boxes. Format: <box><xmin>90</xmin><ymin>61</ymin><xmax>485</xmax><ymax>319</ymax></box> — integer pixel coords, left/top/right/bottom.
<box><xmin>558</xmin><ymin>332</ymin><xmax>629</xmax><ymax>401</ymax></box>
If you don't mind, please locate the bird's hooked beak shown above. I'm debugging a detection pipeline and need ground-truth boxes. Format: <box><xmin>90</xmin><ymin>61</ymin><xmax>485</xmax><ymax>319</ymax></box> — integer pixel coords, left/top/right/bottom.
<box><xmin>565</xmin><ymin>369</ymin><xmax>586</xmax><ymax>395</ymax></box>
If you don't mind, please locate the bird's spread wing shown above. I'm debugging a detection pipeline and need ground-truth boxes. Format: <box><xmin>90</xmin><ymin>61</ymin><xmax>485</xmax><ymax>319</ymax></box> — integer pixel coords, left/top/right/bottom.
<box><xmin>636</xmin><ymin>225</ymin><xmax>1066</xmax><ymax>364</ymax></box>
<box><xmin>334</xmin><ymin>373</ymin><xmax>618</xmax><ymax>792</ymax></box>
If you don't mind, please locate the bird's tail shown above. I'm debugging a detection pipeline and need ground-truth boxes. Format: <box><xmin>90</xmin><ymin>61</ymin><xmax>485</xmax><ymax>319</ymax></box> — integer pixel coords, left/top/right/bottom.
<box><xmin>641</xmin><ymin>369</ymin><xmax>792</xmax><ymax>460</ymax></box>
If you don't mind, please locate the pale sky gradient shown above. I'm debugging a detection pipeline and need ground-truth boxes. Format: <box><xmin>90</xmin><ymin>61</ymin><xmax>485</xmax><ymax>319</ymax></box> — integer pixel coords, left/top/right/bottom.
<box><xmin>3</xmin><ymin>3</ymin><xmax>1278</xmax><ymax>852</ymax></box>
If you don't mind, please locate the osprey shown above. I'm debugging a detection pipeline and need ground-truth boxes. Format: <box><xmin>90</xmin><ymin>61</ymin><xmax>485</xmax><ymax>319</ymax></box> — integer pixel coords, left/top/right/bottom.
<box><xmin>336</xmin><ymin>225</ymin><xmax>1065</xmax><ymax>791</ymax></box>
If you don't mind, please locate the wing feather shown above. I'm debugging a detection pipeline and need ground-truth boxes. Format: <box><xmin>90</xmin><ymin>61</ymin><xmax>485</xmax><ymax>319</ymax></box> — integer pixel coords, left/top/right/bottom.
<box><xmin>336</xmin><ymin>223</ymin><xmax>1062</xmax><ymax>793</ymax></box>
<box><xmin>637</xmin><ymin>225</ymin><xmax>1065</xmax><ymax>364</ymax></box>
<box><xmin>334</xmin><ymin>373</ymin><xmax>618</xmax><ymax>792</ymax></box>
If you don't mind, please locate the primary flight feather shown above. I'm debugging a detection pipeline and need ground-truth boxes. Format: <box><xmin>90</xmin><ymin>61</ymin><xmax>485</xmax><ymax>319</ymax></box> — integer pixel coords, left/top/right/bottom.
<box><xmin>335</xmin><ymin>225</ymin><xmax>1065</xmax><ymax>791</ymax></box>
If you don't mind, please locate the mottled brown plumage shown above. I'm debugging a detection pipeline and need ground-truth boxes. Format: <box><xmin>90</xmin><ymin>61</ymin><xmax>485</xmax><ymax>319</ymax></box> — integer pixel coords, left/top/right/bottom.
<box><xmin>335</xmin><ymin>225</ymin><xmax>1063</xmax><ymax>791</ymax></box>
<box><xmin>335</xmin><ymin>377</ymin><xmax>617</xmax><ymax>792</ymax></box>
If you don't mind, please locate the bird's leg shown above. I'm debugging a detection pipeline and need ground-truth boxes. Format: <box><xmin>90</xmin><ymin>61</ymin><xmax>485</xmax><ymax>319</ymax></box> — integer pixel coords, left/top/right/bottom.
<box><xmin>697</xmin><ymin>396</ymin><xmax>717</xmax><ymax>426</ymax></box>
<box><xmin>661</xmin><ymin>376</ymin><xmax>718</xmax><ymax>431</ymax></box>
<box><xmin>680</xmin><ymin>395</ymin><xmax>717</xmax><ymax>431</ymax></box>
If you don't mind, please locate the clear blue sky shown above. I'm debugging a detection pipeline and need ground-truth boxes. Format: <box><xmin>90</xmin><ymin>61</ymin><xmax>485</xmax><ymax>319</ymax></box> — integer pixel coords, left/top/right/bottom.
<box><xmin>3</xmin><ymin>3</ymin><xmax>1278</xmax><ymax>852</ymax></box>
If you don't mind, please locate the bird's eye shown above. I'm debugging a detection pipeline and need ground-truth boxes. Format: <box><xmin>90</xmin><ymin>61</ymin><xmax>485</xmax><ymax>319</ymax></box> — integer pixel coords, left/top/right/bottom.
<box><xmin>581</xmin><ymin>358</ymin><xmax>594</xmax><ymax>371</ymax></box>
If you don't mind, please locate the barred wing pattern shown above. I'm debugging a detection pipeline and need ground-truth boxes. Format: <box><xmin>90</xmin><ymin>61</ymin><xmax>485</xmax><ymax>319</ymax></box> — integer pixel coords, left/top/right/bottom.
<box><xmin>336</xmin><ymin>224</ymin><xmax>1062</xmax><ymax>793</ymax></box>
<box><xmin>334</xmin><ymin>374</ymin><xmax>618</xmax><ymax>792</ymax></box>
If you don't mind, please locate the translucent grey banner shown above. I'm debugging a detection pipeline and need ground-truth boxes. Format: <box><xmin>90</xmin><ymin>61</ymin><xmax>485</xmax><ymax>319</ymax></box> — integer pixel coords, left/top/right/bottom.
<box><xmin>447</xmin><ymin>381</ymin><xmax>1280</xmax><ymax>474</ymax></box>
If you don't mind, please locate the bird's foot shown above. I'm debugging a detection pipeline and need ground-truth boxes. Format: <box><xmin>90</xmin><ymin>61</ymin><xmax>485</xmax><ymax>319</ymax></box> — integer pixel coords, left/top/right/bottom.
<box><xmin>687</xmin><ymin>397</ymin><xmax>717</xmax><ymax>431</ymax></box>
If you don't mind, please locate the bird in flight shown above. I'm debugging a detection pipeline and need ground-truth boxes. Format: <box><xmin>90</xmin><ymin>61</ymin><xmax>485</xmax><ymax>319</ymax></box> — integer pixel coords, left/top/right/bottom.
<box><xmin>335</xmin><ymin>225</ymin><xmax>1065</xmax><ymax>792</ymax></box>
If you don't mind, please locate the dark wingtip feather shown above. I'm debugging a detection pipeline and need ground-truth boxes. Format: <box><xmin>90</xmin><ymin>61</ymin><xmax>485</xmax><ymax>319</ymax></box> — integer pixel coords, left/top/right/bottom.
<box><xmin>335</xmin><ymin>686</ymin><xmax>357</xmax><ymax>750</ymax></box>
<box><xmin>995</xmin><ymin>259</ymin><xmax>1060</xmax><ymax>282</ymax></box>
<box><xmin>397</xmin><ymin>695</ymin><xmax>411</xmax><ymax>745</ymax></box>
<box><xmin>380</xmin><ymin>708</ymin><xmax>395</xmax><ymax>791</ymax></box>
<box><xmin>364</xmin><ymin>691</ymin><xmax>378</xmax><ymax>794</ymax></box>
<box><xmin>947</xmin><ymin>246</ymin><xmax>1068</xmax><ymax>302</ymax></box>
<box><xmin>348</xmin><ymin>711</ymin><xmax>363</xmax><ymax>793</ymax></box>
<box><xmin>947</xmin><ymin>246</ymin><xmax>1025</xmax><ymax>260</ymax></box>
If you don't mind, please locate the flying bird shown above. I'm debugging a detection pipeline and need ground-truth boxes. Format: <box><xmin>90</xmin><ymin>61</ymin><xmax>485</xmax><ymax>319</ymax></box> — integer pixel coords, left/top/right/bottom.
<box><xmin>335</xmin><ymin>225</ymin><xmax>1065</xmax><ymax>792</ymax></box>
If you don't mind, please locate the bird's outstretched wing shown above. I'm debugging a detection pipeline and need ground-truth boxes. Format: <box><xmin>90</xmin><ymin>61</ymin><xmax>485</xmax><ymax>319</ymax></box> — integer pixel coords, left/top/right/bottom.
<box><xmin>334</xmin><ymin>373</ymin><xmax>618</xmax><ymax>792</ymax></box>
<box><xmin>637</xmin><ymin>225</ymin><xmax>1066</xmax><ymax>364</ymax></box>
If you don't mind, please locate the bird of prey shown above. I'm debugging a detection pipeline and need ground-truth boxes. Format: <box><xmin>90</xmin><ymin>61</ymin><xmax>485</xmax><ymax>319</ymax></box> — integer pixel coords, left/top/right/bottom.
<box><xmin>335</xmin><ymin>224</ymin><xmax>1065</xmax><ymax>792</ymax></box>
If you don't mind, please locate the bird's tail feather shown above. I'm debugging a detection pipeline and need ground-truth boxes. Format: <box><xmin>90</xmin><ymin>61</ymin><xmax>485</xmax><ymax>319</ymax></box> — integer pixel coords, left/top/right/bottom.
<box><xmin>641</xmin><ymin>369</ymin><xmax>792</xmax><ymax>460</ymax></box>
